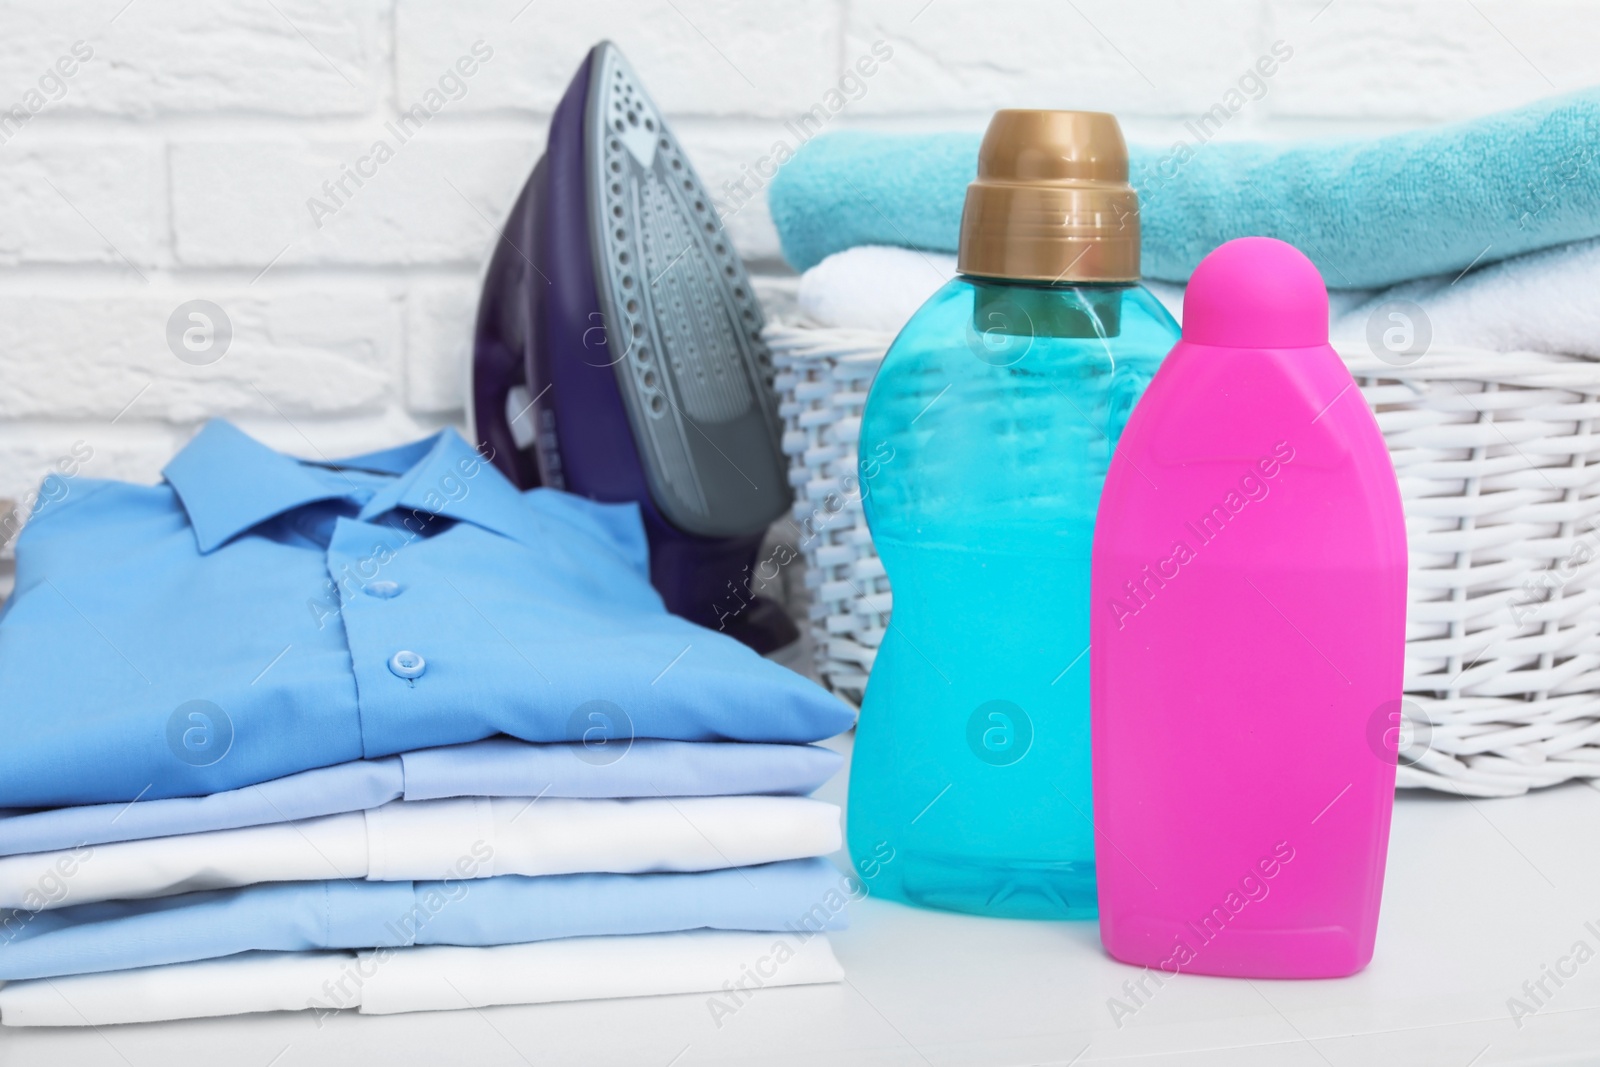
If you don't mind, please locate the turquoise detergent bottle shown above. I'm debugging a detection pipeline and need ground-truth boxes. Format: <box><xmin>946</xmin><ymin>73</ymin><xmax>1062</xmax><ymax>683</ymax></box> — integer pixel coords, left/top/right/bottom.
<box><xmin>847</xmin><ymin>110</ymin><xmax>1180</xmax><ymax>918</ymax></box>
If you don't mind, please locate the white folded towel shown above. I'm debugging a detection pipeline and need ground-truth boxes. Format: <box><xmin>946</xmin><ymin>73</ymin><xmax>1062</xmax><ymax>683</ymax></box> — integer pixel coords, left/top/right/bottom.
<box><xmin>797</xmin><ymin>245</ymin><xmax>957</xmax><ymax>333</ymax></box>
<box><xmin>798</xmin><ymin>241</ymin><xmax>1600</xmax><ymax>360</ymax></box>
<box><xmin>0</xmin><ymin>930</ymin><xmax>845</xmax><ymax>1026</ymax></box>
<box><xmin>0</xmin><ymin>795</ymin><xmax>841</xmax><ymax>910</ymax></box>
<box><xmin>1330</xmin><ymin>236</ymin><xmax>1600</xmax><ymax>358</ymax></box>
<box><xmin>795</xmin><ymin>245</ymin><xmax>1182</xmax><ymax>333</ymax></box>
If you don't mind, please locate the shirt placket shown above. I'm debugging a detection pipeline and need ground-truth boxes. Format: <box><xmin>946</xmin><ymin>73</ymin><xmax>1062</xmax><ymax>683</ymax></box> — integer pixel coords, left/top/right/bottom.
<box><xmin>328</xmin><ymin>517</ymin><xmax>432</xmax><ymax>759</ymax></box>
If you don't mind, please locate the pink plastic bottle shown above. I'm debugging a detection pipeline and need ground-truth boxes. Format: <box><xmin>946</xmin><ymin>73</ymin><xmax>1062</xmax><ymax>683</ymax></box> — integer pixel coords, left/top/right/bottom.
<box><xmin>1091</xmin><ymin>237</ymin><xmax>1407</xmax><ymax>979</ymax></box>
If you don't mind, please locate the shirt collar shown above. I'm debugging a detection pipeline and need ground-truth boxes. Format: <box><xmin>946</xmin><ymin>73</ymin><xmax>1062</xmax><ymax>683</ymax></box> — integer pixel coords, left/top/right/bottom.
<box><xmin>352</xmin><ymin>430</ymin><xmax>535</xmax><ymax>542</ymax></box>
<box><xmin>163</xmin><ymin>420</ymin><xmax>533</xmax><ymax>552</ymax></box>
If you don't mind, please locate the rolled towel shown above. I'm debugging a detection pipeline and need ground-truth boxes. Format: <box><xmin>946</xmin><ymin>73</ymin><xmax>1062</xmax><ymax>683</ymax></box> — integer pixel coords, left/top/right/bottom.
<box><xmin>769</xmin><ymin>88</ymin><xmax>1600</xmax><ymax>289</ymax></box>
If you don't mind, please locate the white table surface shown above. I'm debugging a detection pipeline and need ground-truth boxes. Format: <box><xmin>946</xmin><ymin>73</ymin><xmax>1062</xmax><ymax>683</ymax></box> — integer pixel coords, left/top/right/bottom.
<box><xmin>5</xmin><ymin>732</ymin><xmax>1600</xmax><ymax>1066</ymax></box>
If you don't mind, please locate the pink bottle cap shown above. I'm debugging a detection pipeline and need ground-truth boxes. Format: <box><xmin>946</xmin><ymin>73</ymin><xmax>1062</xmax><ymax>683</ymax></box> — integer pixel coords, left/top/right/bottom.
<box><xmin>1181</xmin><ymin>236</ymin><xmax>1329</xmax><ymax>348</ymax></box>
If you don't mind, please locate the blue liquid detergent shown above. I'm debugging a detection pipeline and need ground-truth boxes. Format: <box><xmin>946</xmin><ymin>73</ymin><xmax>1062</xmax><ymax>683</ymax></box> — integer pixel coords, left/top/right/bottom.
<box><xmin>847</xmin><ymin>276</ymin><xmax>1178</xmax><ymax>919</ymax></box>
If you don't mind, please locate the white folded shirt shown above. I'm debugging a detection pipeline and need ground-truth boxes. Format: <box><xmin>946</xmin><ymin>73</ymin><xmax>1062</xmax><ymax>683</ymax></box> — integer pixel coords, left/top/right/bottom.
<box><xmin>0</xmin><ymin>795</ymin><xmax>840</xmax><ymax>910</ymax></box>
<box><xmin>0</xmin><ymin>929</ymin><xmax>845</xmax><ymax>1026</ymax></box>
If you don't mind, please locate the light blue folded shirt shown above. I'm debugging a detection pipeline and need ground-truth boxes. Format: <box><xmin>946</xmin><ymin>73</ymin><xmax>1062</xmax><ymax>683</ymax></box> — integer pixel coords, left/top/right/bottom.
<box><xmin>0</xmin><ymin>738</ymin><xmax>843</xmax><ymax>857</ymax></box>
<box><xmin>0</xmin><ymin>420</ymin><xmax>853</xmax><ymax>807</ymax></box>
<box><xmin>0</xmin><ymin>858</ymin><xmax>847</xmax><ymax>981</ymax></box>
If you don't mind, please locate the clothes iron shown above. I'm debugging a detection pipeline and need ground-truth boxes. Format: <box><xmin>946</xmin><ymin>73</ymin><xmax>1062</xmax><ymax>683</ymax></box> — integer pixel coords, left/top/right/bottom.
<box><xmin>469</xmin><ymin>41</ymin><xmax>798</xmax><ymax>653</ymax></box>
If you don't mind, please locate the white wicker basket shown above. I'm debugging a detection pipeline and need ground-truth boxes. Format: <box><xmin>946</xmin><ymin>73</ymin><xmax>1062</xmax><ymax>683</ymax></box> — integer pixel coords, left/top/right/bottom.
<box><xmin>768</xmin><ymin>321</ymin><xmax>1600</xmax><ymax>798</ymax></box>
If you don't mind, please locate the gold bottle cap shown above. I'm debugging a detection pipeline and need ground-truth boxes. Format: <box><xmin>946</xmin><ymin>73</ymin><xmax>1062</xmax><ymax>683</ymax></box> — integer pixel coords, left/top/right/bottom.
<box><xmin>958</xmin><ymin>109</ymin><xmax>1140</xmax><ymax>284</ymax></box>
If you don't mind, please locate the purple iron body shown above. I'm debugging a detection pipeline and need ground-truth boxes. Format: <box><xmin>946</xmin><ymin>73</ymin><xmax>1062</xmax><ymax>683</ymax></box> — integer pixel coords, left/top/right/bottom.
<box><xmin>470</xmin><ymin>42</ymin><xmax>796</xmax><ymax>652</ymax></box>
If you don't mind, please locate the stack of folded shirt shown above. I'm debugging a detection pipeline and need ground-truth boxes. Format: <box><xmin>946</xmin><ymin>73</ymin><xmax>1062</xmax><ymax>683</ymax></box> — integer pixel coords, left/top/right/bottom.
<box><xmin>0</xmin><ymin>421</ymin><xmax>856</xmax><ymax>1027</ymax></box>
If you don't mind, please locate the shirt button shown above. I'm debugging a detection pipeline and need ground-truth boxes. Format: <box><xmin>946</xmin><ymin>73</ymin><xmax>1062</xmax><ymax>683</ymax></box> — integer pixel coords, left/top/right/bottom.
<box><xmin>388</xmin><ymin>650</ymin><xmax>426</xmax><ymax>680</ymax></box>
<box><xmin>365</xmin><ymin>580</ymin><xmax>403</xmax><ymax>599</ymax></box>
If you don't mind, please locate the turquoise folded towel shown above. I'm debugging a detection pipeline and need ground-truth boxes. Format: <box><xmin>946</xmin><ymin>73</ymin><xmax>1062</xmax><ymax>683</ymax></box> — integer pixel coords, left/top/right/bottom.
<box><xmin>768</xmin><ymin>89</ymin><xmax>1600</xmax><ymax>288</ymax></box>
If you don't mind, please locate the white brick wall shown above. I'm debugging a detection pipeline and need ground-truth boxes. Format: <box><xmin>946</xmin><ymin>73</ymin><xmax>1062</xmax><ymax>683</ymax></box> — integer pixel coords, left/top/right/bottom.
<box><xmin>0</xmin><ymin>0</ymin><xmax>1593</xmax><ymax>520</ymax></box>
